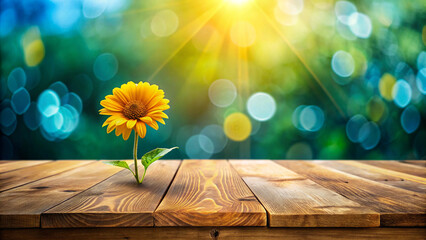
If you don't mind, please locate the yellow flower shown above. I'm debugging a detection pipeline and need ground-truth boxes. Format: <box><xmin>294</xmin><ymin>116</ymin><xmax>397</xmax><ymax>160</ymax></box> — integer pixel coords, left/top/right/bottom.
<box><xmin>99</xmin><ymin>81</ymin><xmax>170</xmax><ymax>140</ymax></box>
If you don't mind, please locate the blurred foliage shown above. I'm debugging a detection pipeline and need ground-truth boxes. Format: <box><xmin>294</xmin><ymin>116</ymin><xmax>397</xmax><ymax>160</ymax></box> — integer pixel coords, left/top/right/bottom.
<box><xmin>1</xmin><ymin>0</ymin><xmax>425</xmax><ymax>160</ymax></box>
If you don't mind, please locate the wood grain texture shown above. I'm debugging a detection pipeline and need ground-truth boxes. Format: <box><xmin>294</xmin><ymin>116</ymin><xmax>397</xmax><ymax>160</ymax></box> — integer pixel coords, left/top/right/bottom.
<box><xmin>0</xmin><ymin>161</ymin><xmax>123</xmax><ymax>228</ymax></box>
<box><xmin>42</xmin><ymin>160</ymin><xmax>181</xmax><ymax>228</ymax></box>
<box><xmin>403</xmin><ymin>160</ymin><xmax>426</xmax><ymax>167</ymax></box>
<box><xmin>0</xmin><ymin>161</ymin><xmax>90</xmax><ymax>192</ymax></box>
<box><xmin>276</xmin><ymin>161</ymin><xmax>426</xmax><ymax>227</ymax></box>
<box><xmin>0</xmin><ymin>161</ymin><xmax>50</xmax><ymax>174</ymax></box>
<box><xmin>154</xmin><ymin>160</ymin><xmax>267</xmax><ymax>226</ymax></box>
<box><xmin>315</xmin><ymin>161</ymin><xmax>426</xmax><ymax>194</ymax></box>
<box><xmin>1</xmin><ymin>227</ymin><xmax>425</xmax><ymax>240</ymax></box>
<box><xmin>359</xmin><ymin>161</ymin><xmax>426</xmax><ymax>178</ymax></box>
<box><xmin>229</xmin><ymin>160</ymin><xmax>379</xmax><ymax>227</ymax></box>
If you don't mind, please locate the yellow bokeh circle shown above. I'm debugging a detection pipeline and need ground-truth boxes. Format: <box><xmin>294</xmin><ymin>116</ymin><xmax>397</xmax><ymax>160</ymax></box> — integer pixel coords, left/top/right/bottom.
<box><xmin>224</xmin><ymin>112</ymin><xmax>252</xmax><ymax>141</ymax></box>
<box><xmin>379</xmin><ymin>73</ymin><xmax>396</xmax><ymax>101</ymax></box>
<box><xmin>24</xmin><ymin>40</ymin><xmax>45</xmax><ymax>67</ymax></box>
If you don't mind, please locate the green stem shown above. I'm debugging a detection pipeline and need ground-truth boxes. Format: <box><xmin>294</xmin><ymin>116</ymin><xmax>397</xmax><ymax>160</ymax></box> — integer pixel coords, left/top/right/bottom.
<box><xmin>133</xmin><ymin>133</ymin><xmax>140</xmax><ymax>184</ymax></box>
<box><xmin>140</xmin><ymin>167</ymin><xmax>147</xmax><ymax>184</ymax></box>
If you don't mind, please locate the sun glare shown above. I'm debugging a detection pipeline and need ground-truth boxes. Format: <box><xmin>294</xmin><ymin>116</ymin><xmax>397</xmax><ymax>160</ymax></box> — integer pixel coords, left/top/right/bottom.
<box><xmin>226</xmin><ymin>0</ymin><xmax>250</xmax><ymax>5</ymax></box>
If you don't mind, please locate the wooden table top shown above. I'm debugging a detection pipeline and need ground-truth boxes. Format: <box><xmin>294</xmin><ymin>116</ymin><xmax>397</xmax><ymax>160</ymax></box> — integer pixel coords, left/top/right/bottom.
<box><xmin>0</xmin><ymin>160</ymin><xmax>425</xmax><ymax>239</ymax></box>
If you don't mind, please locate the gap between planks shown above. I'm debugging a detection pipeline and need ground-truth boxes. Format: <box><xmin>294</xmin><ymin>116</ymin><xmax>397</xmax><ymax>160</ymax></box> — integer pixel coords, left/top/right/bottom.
<box><xmin>229</xmin><ymin>160</ymin><xmax>379</xmax><ymax>227</ymax></box>
<box><xmin>42</xmin><ymin>160</ymin><xmax>181</xmax><ymax>228</ymax></box>
<box><xmin>277</xmin><ymin>160</ymin><xmax>426</xmax><ymax>227</ymax></box>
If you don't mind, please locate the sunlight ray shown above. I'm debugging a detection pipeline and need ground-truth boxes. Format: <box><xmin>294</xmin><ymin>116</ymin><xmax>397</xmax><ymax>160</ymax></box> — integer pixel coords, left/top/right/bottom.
<box><xmin>254</xmin><ymin>3</ymin><xmax>346</xmax><ymax>119</ymax></box>
<box><xmin>147</xmin><ymin>3</ymin><xmax>225</xmax><ymax>82</ymax></box>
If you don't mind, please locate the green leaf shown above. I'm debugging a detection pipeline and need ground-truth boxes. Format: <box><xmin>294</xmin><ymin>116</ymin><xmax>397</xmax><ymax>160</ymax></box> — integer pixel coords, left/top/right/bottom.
<box><xmin>103</xmin><ymin>160</ymin><xmax>132</xmax><ymax>171</ymax></box>
<box><xmin>141</xmin><ymin>147</ymin><xmax>178</xmax><ymax>169</ymax></box>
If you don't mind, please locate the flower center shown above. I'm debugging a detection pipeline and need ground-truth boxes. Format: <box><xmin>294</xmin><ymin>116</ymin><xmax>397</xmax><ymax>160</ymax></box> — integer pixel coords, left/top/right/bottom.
<box><xmin>123</xmin><ymin>101</ymin><xmax>147</xmax><ymax>119</ymax></box>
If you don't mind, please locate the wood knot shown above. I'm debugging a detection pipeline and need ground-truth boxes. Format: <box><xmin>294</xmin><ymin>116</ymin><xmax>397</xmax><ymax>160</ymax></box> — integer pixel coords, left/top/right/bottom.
<box><xmin>210</xmin><ymin>229</ymin><xmax>219</xmax><ymax>239</ymax></box>
<box><xmin>32</xmin><ymin>186</ymin><xmax>49</xmax><ymax>190</ymax></box>
<box><xmin>238</xmin><ymin>196</ymin><xmax>256</xmax><ymax>201</ymax></box>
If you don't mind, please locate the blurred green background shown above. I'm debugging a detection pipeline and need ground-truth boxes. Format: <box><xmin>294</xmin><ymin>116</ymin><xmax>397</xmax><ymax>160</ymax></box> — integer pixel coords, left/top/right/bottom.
<box><xmin>1</xmin><ymin>0</ymin><xmax>425</xmax><ymax>160</ymax></box>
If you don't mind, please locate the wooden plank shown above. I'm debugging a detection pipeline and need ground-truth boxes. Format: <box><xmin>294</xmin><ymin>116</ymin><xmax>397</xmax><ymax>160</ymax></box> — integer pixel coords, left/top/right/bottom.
<box><xmin>0</xmin><ymin>161</ymin><xmax>50</xmax><ymax>174</ymax></box>
<box><xmin>315</xmin><ymin>161</ymin><xmax>426</xmax><ymax>194</ymax></box>
<box><xmin>0</xmin><ymin>161</ymin><xmax>124</xmax><ymax>228</ymax></box>
<box><xmin>154</xmin><ymin>160</ymin><xmax>266</xmax><ymax>226</ymax></box>
<box><xmin>1</xmin><ymin>227</ymin><xmax>425</xmax><ymax>240</ymax></box>
<box><xmin>276</xmin><ymin>161</ymin><xmax>426</xmax><ymax>227</ymax></box>
<box><xmin>229</xmin><ymin>160</ymin><xmax>379</xmax><ymax>227</ymax></box>
<box><xmin>0</xmin><ymin>161</ymin><xmax>90</xmax><ymax>192</ymax></box>
<box><xmin>359</xmin><ymin>161</ymin><xmax>426</xmax><ymax>178</ymax></box>
<box><xmin>402</xmin><ymin>160</ymin><xmax>426</xmax><ymax>167</ymax></box>
<box><xmin>42</xmin><ymin>160</ymin><xmax>181</xmax><ymax>228</ymax></box>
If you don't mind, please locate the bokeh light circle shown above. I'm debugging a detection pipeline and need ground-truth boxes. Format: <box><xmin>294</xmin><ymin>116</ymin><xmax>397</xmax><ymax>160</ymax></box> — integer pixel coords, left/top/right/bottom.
<box><xmin>278</xmin><ymin>0</ymin><xmax>304</xmax><ymax>16</ymax></box>
<box><xmin>185</xmin><ymin>134</ymin><xmax>213</xmax><ymax>159</ymax></box>
<box><xmin>358</xmin><ymin>121</ymin><xmax>381</xmax><ymax>150</ymax></box>
<box><xmin>346</xmin><ymin>114</ymin><xmax>367</xmax><ymax>143</ymax></box>
<box><xmin>286</xmin><ymin>142</ymin><xmax>313</xmax><ymax>159</ymax></box>
<box><xmin>208</xmin><ymin>79</ymin><xmax>237</xmax><ymax>107</ymax></box>
<box><xmin>224</xmin><ymin>112</ymin><xmax>252</xmax><ymax>141</ymax></box>
<box><xmin>93</xmin><ymin>53</ymin><xmax>118</xmax><ymax>81</ymax></box>
<box><xmin>7</xmin><ymin>67</ymin><xmax>26</xmax><ymax>93</ymax></box>
<box><xmin>292</xmin><ymin>105</ymin><xmax>305</xmax><ymax>131</ymax></box>
<box><xmin>299</xmin><ymin>105</ymin><xmax>325</xmax><ymax>132</ymax></box>
<box><xmin>201</xmin><ymin>124</ymin><xmax>228</xmax><ymax>154</ymax></box>
<box><xmin>198</xmin><ymin>134</ymin><xmax>214</xmax><ymax>155</ymax></box>
<box><xmin>230</xmin><ymin>21</ymin><xmax>256</xmax><ymax>47</ymax></box>
<box><xmin>400</xmin><ymin>105</ymin><xmax>420</xmax><ymax>134</ymax></box>
<box><xmin>292</xmin><ymin>105</ymin><xmax>325</xmax><ymax>132</ymax></box>
<box><xmin>331</xmin><ymin>51</ymin><xmax>355</xmax><ymax>77</ymax></box>
<box><xmin>49</xmin><ymin>81</ymin><xmax>68</xmax><ymax>99</ymax></box>
<box><xmin>23</xmin><ymin>102</ymin><xmax>41</xmax><ymax>131</ymax></box>
<box><xmin>41</xmin><ymin>112</ymin><xmax>64</xmax><ymax>134</ymax></box>
<box><xmin>0</xmin><ymin>107</ymin><xmax>16</xmax><ymax>128</ymax></box>
<box><xmin>392</xmin><ymin>79</ymin><xmax>412</xmax><ymax>108</ymax></box>
<box><xmin>366</xmin><ymin>96</ymin><xmax>386</xmax><ymax>122</ymax></box>
<box><xmin>0</xmin><ymin>107</ymin><xmax>17</xmax><ymax>136</ymax></box>
<box><xmin>416</xmin><ymin>68</ymin><xmax>426</xmax><ymax>94</ymax></box>
<box><xmin>11</xmin><ymin>87</ymin><xmax>31</xmax><ymax>115</ymax></box>
<box><xmin>151</xmin><ymin>10</ymin><xmax>179</xmax><ymax>37</ymax></box>
<box><xmin>417</xmin><ymin>51</ymin><xmax>426</xmax><ymax>70</ymax></box>
<box><xmin>37</xmin><ymin>90</ymin><xmax>60</xmax><ymax>117</ymax></box>
<box><xmin>0</xmin><ymin>8</ymin><xmax>16</xmax><ymax>37</ymax></box>
<box><xmin>24</xmin><ymin>39</ymin><xmax>45</xmax><ymax>67</ymax></box>
<box><xmin>335</xmin><ymin>1</ymin><xmax>357</xmax><ymax>25</ymax></box>
<box><xmin>83</xmin><ymin>0</ymin><xmax>107</xmax><ymax>19</ymax></box>
<box><xmin>62</xmin><ymin>92</ymin><xmax>83</xmax><ymax>114</ymax></box>
<box><xmin>247</xmin><ymin>92</ymin><xmax>276</xmax><ymax>122</ymax></box>
<box><xmin>379</xmin><ymin>73</ymin><xmax>396</xmax><ymax>100</ymax></box>
<box><xmin>348</xmin><ymin>13</ymin><xmax>372</xmax><ymax>39</ymax></box>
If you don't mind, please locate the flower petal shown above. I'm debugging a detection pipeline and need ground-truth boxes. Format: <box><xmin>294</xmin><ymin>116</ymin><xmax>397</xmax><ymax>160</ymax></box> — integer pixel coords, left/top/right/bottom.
<box><xmin>147</xmin><ymin>95</ymin><xmax>164</xmax><ymax>109</ymax></box>
<box><xmin>140</xmin><ymin>116</ymin><xmax>153</xmax><ymax>124</ymax></box>
<box><xmin>115</xmin><ymin>124</ymin><xmax>125</xmax><ymax>136</ymax></box>
<box><xmin>146</xmin><ymin>120</ymin><xmax>159</xmax><ymax>130</ymax></box>
<box><xmin>127</xmin><ymin>81</ymin><xmax>137</xmax><ymax>100</ymax></box>
<box><xmin>116</xmin><ymin>118</ymin><xmax>128</xmax><ymax>126</ymax></box>
<box><xmin>101</xmin><ymin>99</ymin><xmax>123</xmax><ymax>111</ymax></box>
<box><xmin>107</xmin><ymin>121</ymin><xmax>116</xmax><ymax>133</ymax></box>
<box><xmin>135</xmin><ymin>122</ymin><xmax>147</xmax><ymax>138</ymax></box>
<box><xmin>156</xmin><ymin>118</ymin><xmax>165</xmax><ymax>125</ymax></box>
<box><xmin>149</xmin><ymin>112</ymin><xmax>168</xmax><ymax>119</ymax></box>
<box><xmin>126</xmin><ymin>119</ymin><xmax>137</xmax><ymax>129</ymax></box>
<box><xmin>122</xmin><ymin>128</ymin><xmax>132</xmax><ymax>140</ymax></box>
<box><xmin>113</xmin><ymin>87</ymin><xmax>129</xmax><ymax>104</ymax></box>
